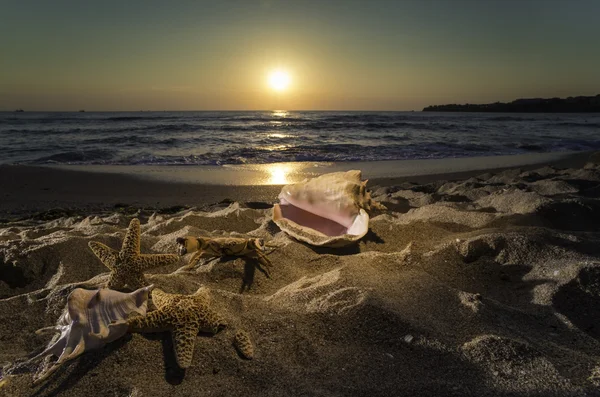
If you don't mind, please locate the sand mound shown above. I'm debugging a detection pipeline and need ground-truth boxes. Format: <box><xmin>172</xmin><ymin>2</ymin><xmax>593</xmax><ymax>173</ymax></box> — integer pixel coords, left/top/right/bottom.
<box><xmin>475</xmin><ymin>188</ymin><xmax>550</xmax><ymax>214</ymax></box>
<box><xmin>553</xmin><ymin>263</ymin><xmax>600</xmax><ymax>340</ymax></box>
<box><xmin>394</xmin><ymin>204</ymin><xmax>498</xmax><ymax>229</ymax></box>
<box><xmin>529</xmin><ymin>179</ymin><xmax>579</xmax><ymax>195</ymax></box>
<box><xmin>265</xmin><ymin>267</ymin><xmax>369</xmax><ymax>315</ymax></box>
<box><xmin>461</xmin><ymin>335</ymin><xmax>575</xmax><ymax>394</ymax></box>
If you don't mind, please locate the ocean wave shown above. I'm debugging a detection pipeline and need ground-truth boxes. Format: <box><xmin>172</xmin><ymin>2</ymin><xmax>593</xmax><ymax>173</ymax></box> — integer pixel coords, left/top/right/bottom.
<box><xmin>378</xmin><ymin>134</ymin><xmax>410</xmax><ymax>142</ymax></box>
<box><xmin>2</xmin><ymin>128</ymin><xmax>85</xmax><ymax>135</ymax></box>
<box><xmin>549</xmin><ymin>122</ymin><xmax>600</xmax><ymax>129</ymax></box>
<box><xmin>106</xmin><ymin>115</ymin><xmax>183</xmax><ymax>121</ymax></box>
<box><xmin>33</xmin><ymin>149</ymin><xmax>116</xmax><ymax>164</ymax></box>
<box><xmin>19</xmin><ymin>143</ymin><xmax>580</xmax><ymax>166</ymax></box>
<box><xmin>486</xmin><ymin>116</ymin><xmax>538</xmax><ymax>122</ymax></box>
<box><xmin>320</xmin><ymin>113</ymin><xmax>404</xmax><ymax>123</ymax></box>
<box><xmin>517</xmin><ymin>144</ymin><xmax>545</xmax><ymax>151</ymax></box>
<box><xmin>0</xmin><ymin>118</ymin><xmax>525</xmax><ymax>138</ymax></box>
<box><xmin>50</xmin><ymin>142</ymin><xmax>496</xmax><ymax>166</ymax></box>
<box><xmin>219</xmin><ymin>115</ymin><xmax>307</xmax><ymax>123</ymax></box>
<box><xmin>2</xmin><ymin>123</ymin><xmax>211</xmax><ymax>137</ymax></box>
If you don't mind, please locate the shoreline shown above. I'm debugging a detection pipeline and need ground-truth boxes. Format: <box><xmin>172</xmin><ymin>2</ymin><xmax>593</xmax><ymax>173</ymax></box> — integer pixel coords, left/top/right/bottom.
<box><xmin>47</xmin><ymin>151</ymin><xmax>587</xmax><ymax>185</ymax></box>
<box><xmin>0</xmin><ymin>151</ymin><xmax>594</xmax><ymax>220</ymax></box>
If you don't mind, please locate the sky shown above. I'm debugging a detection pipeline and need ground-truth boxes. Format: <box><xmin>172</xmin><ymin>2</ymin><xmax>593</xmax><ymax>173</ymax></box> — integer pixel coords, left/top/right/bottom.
<box><xmin>1</xmin><ymin>0</ymin><xmax>599</xmax><ymax>111</ymax></box>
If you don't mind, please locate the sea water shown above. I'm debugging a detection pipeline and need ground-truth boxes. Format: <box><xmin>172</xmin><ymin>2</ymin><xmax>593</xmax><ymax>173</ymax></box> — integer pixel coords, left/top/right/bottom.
<box><xmin>1</xmin><ymin>111</ymin><xmax>599</xmax><ymax>165</ymax></box>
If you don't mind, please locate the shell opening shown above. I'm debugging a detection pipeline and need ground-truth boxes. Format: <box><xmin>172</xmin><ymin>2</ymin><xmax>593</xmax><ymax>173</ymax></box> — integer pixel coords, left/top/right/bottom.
<box><xmin>275</xmin><ymin>201</ymin><xmax>368</xmax><ymax>237</ymax></box>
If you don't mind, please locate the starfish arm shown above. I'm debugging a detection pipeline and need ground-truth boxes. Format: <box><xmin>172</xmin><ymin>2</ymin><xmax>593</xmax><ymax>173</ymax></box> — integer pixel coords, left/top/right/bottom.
<box><xmin>192</xmin><ymin>288</ymin><xmax>211</xmax><ymax>304</ymax></box>
<box><xmin>119</xmin><ymin>273</ymin><xmax>147</xmax><ymax>291</ymax></box>
<box><xmin>107</xmin><ymin>272</ymin><xmax>127</xmax><ymax>290</ymax></box>
<box><xmin>127</xmin><ymin>308</ymin><xmax>172</xmax><ymax>332</ymax></box>
<box><xmin>172</xmin><ymin>323</ymin><xmax>200</xmax><ymax>368</ymax></box>
<box><xmin>88</xmin><ymin>241</ymin><xmax>118</xmax><ymax>270</ymax></box>
<box><xmin>150</xmin><ymin>288</ymin><xmax>176</xmax><ymax>309</ymax></box>
<box><xmin>136</xmin><ymin>253</ymin><xmax>179</xmax><ymax>271</ymax></box>
<box><xmin>121</xmin><ymin>218</ymin><xmax>141</xmax><ymax>259</ymax></box>
<box><xmin>199</xmin><ymin>307</ymin><xmax>228</xmax><ymax>334</ymax></box>
<box><xmin>233</xmin><ymin>330</ymin><xmax>254</xmax><ymax>360</ymax></box>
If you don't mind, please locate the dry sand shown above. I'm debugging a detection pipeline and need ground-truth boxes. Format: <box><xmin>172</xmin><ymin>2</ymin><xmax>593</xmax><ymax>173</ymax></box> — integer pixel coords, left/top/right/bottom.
<box><xmin>1</xmin><ymin>154</ymin><xmax>600</xmax><ymax>396</ymax></box>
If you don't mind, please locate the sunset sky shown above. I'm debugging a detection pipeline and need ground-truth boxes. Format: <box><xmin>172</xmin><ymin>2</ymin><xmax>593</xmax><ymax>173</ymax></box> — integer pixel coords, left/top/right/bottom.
<box><xmin>1</xmin><ymin>0</ymin><xmax>599</xmax><ymax>111</ymax></box>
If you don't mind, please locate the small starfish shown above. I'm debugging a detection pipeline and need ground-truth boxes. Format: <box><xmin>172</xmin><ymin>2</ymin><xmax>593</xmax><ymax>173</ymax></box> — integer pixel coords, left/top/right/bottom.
<box><xmin>89</xmin><ymin>218</ymin><xmax>179</xmax><ymax>290</ymax></box>
<box><xmin>127</xmin><ymin>288</ymin><xmax>227</xmax><ymax>368</ymax></box>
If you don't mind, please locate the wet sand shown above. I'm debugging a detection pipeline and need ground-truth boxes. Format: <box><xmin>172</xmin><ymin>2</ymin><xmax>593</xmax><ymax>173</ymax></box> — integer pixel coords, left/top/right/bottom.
<box><xmin>0</xmin><ymin>151</ymin><xmax>589</xmax><ymax>220</ymax></box>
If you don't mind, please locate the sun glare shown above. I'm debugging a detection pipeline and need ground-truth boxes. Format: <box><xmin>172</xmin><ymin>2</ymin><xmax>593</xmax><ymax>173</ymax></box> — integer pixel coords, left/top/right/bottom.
<box><xmin>268</xmin><ymin>70</ymin><xmax>291</xmax><ymax>92</ymax></box>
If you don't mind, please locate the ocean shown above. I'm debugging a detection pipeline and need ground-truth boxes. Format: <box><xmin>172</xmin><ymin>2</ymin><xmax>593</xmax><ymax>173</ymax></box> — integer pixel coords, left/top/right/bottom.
<box><xmin>1</xmin><ymin>111</ymin><xmax>600</xmax><ymax>166</ymax></box>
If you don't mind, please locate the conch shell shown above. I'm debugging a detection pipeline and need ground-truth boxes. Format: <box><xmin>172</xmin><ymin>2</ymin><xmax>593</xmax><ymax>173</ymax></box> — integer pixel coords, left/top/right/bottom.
<box><xmin>273</xmin><ymin>170</ymin><xmax>384</xmax><ymax>247</ymax></box>
<box><xmin>29</xmin><ymin>285</ymin><xmax>153</xmax><ymax>383</ymax></box>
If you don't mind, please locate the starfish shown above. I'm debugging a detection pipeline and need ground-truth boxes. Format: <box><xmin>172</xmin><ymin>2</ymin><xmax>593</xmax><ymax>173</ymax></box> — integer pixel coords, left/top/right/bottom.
<box><xmin>233</xmin><ymin>330</ymin><xmax>254</xmax><ymax>360</ymax></box>
<box><xmin>88</xmin><ymin>218</ymin><xmax>179</xmax><ymax>290</ymax></box>
<box><xmin>127</xmin><ymin>288</ymin><xmax>227</xmax><ymax>368</ymax></box>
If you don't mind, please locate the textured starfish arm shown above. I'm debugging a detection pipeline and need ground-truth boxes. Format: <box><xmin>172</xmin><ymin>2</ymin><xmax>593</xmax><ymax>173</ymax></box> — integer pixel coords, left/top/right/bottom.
<box><xmin>107</xmin><ymin>272</ymin><xmax>128</xmax><ymax>290</ymax></box>
<box><xmin>121</xmin><ymin>218</ymin><xmax>141</xmax><ymax>259</ymax></box>
<box><xmin>137</xmin><ymin>253</ymin><xmax>179</xmax><ymax>270</ymax></box>
<box><xmin>233</xmin><ymin>330</ymin><xmax>254</xmax><ymax>360</ymax></box>
<box><xmin>172</xmin><ymin>323</ymin><xmax>200</xmax><ymax>368</ymax></box>
<box><xmin>192</xmin><ymin>289</ymin><xmax>211</xmax><ymax>305</ymax></box>
<box><xmin>150</xmin><ymin>288</ymin><xmax>174</xmax><ymax>309</ymax></box>
<box><xmin>127</xmin><ymin>309</ymin><xmax>172</xmax><ymax>332</ymax></box>
<box><xmin>200</xmin><ymin>307</ymin><xmax>228</xmax><ymax>334</ymax></box>
<box><xmin>88</xmin><ymin>241</ymin><xmax>119</xmax><ymax>270</ymax></box>
<box><xmin>119</xmin><ymin>273</ymin><xmax>148</xmax><ymax>291</ymax></box>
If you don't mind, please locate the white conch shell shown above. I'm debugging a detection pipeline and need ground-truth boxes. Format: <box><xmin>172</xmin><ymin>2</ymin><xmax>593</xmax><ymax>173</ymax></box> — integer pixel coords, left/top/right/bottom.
<box><xmin>273</xmin><ymin>170</ymin><xmax>384</xmax><ymax>247</ymax></box>
<box><xmin>29</xmin><ymin>285</ymin><xmax>153</xmax><ymax>383</ymax></box>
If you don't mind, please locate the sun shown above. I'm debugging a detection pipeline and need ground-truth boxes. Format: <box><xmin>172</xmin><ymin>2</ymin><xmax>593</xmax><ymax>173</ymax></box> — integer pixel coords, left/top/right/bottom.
<box><xmin>268</xmin><ymin>70</ymin><xmax>291</xmax><ymax>92</ymax></box>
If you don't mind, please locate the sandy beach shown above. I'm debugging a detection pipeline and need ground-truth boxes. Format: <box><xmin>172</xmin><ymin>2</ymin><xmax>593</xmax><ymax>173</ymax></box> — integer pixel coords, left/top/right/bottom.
<box><xmin>2</xmin><ymin>151</ymin><xmax>600</xmax><ymax>396</ymax></box>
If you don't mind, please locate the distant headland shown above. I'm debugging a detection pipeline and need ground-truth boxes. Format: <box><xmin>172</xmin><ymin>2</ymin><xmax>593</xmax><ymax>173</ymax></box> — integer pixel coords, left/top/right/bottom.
<box><xmin>423</xmin><ymin>94</ymin><xmax>600</xmax><ymax>113</ymax></box>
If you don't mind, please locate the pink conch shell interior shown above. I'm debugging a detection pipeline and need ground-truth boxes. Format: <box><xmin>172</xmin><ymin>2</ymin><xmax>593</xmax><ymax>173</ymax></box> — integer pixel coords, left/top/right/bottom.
<box><xmin>277</xmin><ymin>199</ymin><xmax>349</xmax><ymax>236</ymax></box>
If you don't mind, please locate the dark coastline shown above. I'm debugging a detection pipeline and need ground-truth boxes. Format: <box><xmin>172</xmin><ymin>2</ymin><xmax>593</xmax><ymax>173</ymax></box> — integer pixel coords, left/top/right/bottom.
<box><xmin>423</xmin><ymin>94</ymin><xmax>600</xmax><ymax>113</ymax></box>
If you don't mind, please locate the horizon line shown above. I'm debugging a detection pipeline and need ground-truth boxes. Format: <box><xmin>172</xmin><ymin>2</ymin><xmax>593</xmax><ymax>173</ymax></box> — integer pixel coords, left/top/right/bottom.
<box><xmin>1</xmin><ymin>109</ymin><xmax>421</xmax><ymax>112</ymax></box>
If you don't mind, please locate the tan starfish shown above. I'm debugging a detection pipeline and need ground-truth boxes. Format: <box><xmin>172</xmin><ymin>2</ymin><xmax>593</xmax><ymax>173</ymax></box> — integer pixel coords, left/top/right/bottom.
<box><xmin>233</xmin><ymin>330</ymin><xmax>254</xmax><ymax>360</ymax></box>
<box><xmin>89</xmin><ymin>218</ymin><xmax>178</xmax><ymax>290</ymax></box>
<box><xmin>127</xmin><ymin>288</ymin><xmax>227</xmax><ymax>368</ymax></box>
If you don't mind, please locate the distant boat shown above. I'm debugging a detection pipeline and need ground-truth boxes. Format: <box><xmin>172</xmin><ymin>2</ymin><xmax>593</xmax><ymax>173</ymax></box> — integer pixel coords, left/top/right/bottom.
<box><xmin>79</xmin><ymin>109</ymin><xmax>85</xmax><ymax>112</ymax></box>
<box><xmin>15</xmin><ymin>109</ymin><xmax>24</xmax><ymax>112</ymax></box>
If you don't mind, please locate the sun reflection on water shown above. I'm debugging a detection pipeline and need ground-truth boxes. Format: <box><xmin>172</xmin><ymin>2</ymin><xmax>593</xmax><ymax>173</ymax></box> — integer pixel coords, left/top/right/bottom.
<box><xmin>267</xmin><ymin>133</ymin><xmax>289</xmax><ymax>139</ymax></box>
<box><xmin>272</xmin><ymin>110</ymin><xmax>288</xmax><ymax>118</ymax></box>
